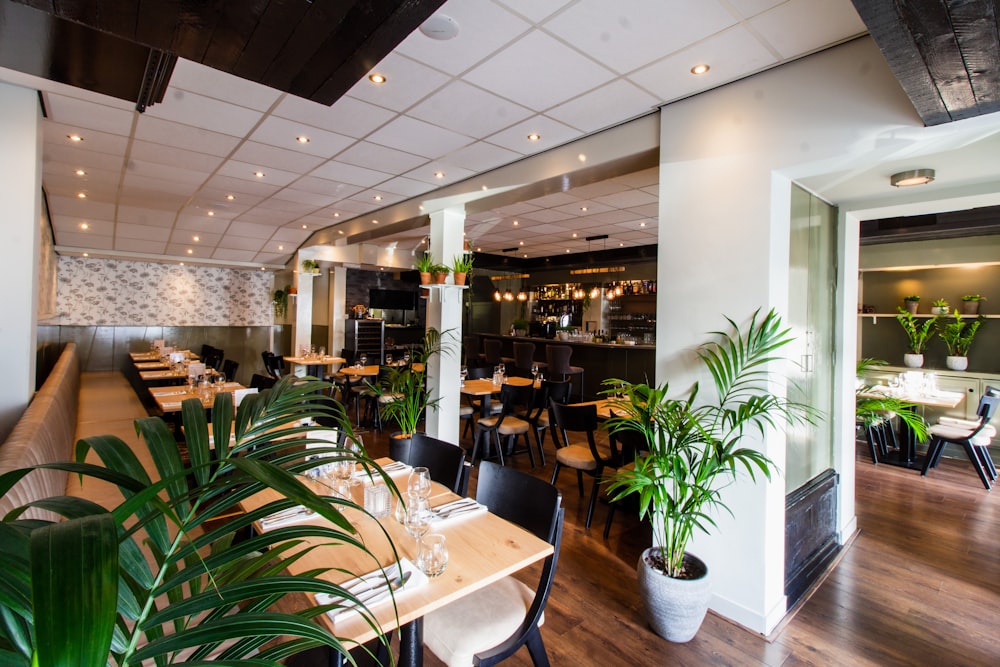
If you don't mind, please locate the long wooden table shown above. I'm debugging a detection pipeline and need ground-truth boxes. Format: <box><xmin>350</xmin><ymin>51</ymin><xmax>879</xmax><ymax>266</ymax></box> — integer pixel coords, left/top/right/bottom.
<box><xmin>149</xmin><ymin>382</ymin><xmax>247</xmax><ymax>413</ymax></box>
<box><xmin>243</xmin><ymin>458</ymin><xmax>552</xmax><ymax>665</ymax></box>
<box><xmin>460</xmin><ymin>376</ymin><xmax>535</xmax><ymax>418</ymax></box>
<box><xmin>860</xmin><ymin>386</ymin><xmax>965</xmax><ymax>467</ymax></box>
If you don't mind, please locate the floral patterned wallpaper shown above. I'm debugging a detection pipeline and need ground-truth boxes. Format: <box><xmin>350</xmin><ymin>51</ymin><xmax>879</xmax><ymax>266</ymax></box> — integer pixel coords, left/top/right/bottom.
<box><xmin>52</xmin><ymin>257</ymin><xmax>274</xmax><ymax>326</ymax></box>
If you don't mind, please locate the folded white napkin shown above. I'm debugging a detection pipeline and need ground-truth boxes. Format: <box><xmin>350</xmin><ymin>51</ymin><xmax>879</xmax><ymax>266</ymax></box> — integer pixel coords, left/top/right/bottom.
<box><xmin>355</xmin><ymin>461</ymin><xmax>411</xmax><ymax>480</ymax></box>
<box><xmin>319</xmin><ymin>558</ymin><xmax>428</xmax><ymax>624</ymax></box>
<box><xmin>430</xmin><ymin>498</ymin><xmax>487</xmax><ymax>525</ymax></box>
<box><xmin>259</xmin><ymin>506</ymin><xmax>316</xmax><ymax>529</ymax></box>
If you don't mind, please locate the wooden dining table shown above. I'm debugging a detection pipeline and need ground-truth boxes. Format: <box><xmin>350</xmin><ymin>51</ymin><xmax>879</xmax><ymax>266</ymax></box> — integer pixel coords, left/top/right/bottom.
<box><xmin>285</xmin><ymin>355</ymin><xmax>346</xmax><ymax>377</ymax></box>
<box><xmin>243</xmin><ymin>457</ymin><xmax>553</xmax><ymax>666</ymax></box>
<box><xmin>860</xmin><ymin>386</ymin><xmax>965</xmax><ymax>467</ymax></box>
<box><xmin>148</xmin><ymin>382</ymin><xmax>247</xmax><ymax>413</ymax></box>
<box><xmin>459</xmin><ymin>376</ymin><xmax>535</xmax><ymax>418</ymax></box>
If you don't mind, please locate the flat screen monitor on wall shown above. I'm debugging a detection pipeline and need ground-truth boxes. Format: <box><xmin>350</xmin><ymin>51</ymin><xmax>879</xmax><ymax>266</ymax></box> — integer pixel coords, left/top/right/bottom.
<box><xmin>369</xmin><ymin>288</ymin><xmax>417</xmax><ymax>310</ymax></box>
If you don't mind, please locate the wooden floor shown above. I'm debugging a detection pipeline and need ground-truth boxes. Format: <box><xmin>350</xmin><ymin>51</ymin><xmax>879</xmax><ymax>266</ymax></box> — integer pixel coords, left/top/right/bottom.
<box><xmin>80</xmin><ymin>372</ymin><xmax>1000</xmax><ymax>666</ymax></box>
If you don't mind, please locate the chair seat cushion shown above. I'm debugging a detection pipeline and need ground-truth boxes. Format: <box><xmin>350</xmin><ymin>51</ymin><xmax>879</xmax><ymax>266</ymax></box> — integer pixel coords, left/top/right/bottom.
<box><xmin>936</xmin><ymin>417</ymin><xmax>996</xmax><ymax>438</ymax></box>
<box><xmin>459</xmin><ymin>405</ymin><xmax>474</xmax><ymax>417</ymax></box>
<box><xmin>477</xmin><ymin>416</ymin><xmax>530</xmax><ymax>435</ymax></box>
<box><xmin>424</xmin><ymin>576</ymin><xmax>537</xmax><ymax>667</ymax></box>
<box><xmin>555</xmin><ymin>445</ymin><xmax>598</xmax><ymax>470</ymax></box>
<box><xmin>928</xmin><ymin>423</ymin><xmax>994</xmax><ymax>445</ymax></box>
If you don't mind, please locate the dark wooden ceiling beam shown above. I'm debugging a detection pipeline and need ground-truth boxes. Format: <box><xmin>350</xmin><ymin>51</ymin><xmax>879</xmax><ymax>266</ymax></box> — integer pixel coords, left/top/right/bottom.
<box><xmin>947</xmin><ymin>0</ymin><xmax>1000</xmax><ymax>113</ymax></box>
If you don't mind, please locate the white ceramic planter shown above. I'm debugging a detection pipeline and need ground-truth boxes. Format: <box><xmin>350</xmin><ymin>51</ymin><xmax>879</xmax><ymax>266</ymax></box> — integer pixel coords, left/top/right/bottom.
<box><xmin>946</xmin><ymin>356</ymin><xmax>968</xmax><ymax>371</ymax></box>
<box><xmin>637</xmin><ymin>549</ymin><xmax>711</xmax><ymax>643</ymax></box>
<box><xmin>931</xmin><ymin>306</ymin><xmax>949</xmax><ymax>316</ymax></box>
<box><xmin>903</xmin><ymin>353</ymin><xmax>924</xmax><ymax>368</ymax></box>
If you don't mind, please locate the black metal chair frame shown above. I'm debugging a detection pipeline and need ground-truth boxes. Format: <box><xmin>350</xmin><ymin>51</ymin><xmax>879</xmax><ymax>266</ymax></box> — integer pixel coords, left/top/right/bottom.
<box><xmin>392</xmin><ymin>432</ymin><xmax>467</xmax><ymax>495</ymax></box>
<box><xmin>921</xmin><ymin>388</ymin><xmax>999</xmax><ymax>489</ymax></box>
<box><xmin>472</xmin><ymin>382</ymin><xmax>533</xmax><ymax>466</ymax></box>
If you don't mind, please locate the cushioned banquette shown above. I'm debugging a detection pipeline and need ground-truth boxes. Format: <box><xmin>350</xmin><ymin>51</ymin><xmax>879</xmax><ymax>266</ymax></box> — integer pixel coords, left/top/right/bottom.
<box><xmin>0</xmin><ymin>342</ymin><xmax>79</xmax><ymax>521</ymax></box>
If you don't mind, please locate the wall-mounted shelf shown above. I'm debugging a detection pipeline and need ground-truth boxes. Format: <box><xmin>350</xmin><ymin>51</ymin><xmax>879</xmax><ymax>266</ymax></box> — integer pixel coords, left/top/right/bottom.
<box><xmin>858</xmin><ymin>313</ymin><xmax>997</xmax><ymax>322</ymax></box>
<box><xmin>420</xmin><ymin>283</ymin><xmax>467</xmax><ymax>303</ymax></box>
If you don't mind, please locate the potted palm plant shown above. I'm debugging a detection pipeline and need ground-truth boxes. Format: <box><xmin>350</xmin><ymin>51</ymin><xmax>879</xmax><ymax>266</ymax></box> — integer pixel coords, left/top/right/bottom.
<box><xmin>451</xmin><ymin>253</ymin><xmax>473</xmax><ymax>286</ymax></box>
<box><xmin>938</xmin><ymin>310</ymin><xmax>983</xmax><ymax>371</ymax></box>
<box><xmin>855</xmin><ymin>357</ymin><xmax>928</xmax><ymax>442</ymax></box>
<box><xmin>601</xmin><ymin>309</ymin><xmax>814</xmax><ymax>643</ymax></box>
<box><xmin>377</xmin><ymin>328</ymin><xmax>454</xmax><ymax>448</ymax></box>
<box><xmin>0</xmin><ymin>377</ymin><xmax>400</xmax><ymax>666</ymax></box>
<box><xmin>895</xmin><ymin>307</ymin><xmax>936</xmax><ymax>367</ymax></box>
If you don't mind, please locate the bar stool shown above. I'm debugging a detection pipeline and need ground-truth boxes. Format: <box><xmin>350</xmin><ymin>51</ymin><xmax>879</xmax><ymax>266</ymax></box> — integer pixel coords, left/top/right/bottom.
<box><xmin>545</xmin><ymin>345</ymin><xmax>584</xmax><ymax>402</ymax></box>
<box><xmin>512</xmin><ymin>341</ymin><xmax>542</xmax><ymax>375</ymax></box>
<box><xmin>482</xmin><ymin>339</ymin><xmax>503</xmax><ymax>366</ymax></box>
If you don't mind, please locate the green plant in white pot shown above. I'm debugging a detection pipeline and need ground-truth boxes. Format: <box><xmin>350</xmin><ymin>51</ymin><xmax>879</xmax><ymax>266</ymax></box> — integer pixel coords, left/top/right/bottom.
<box><xmin>895</xmin><ymin>307</ymin><xmax>936</xmax><ymax>368</ymax></box>
<box><xmin>938</xmin><ymin>310</ymin><xmax>983</xmax><ymax>371</ymax></box>
<box><xmin>601</xmin><ymin>308</ymin><xmax>815</xmax><ymax>642</ymax></box>
<box><xmin>0</xmin><ymin>377</ymin><xmax>400</xmax><ymax>666</ymax></box>
<box><xmin>377</xmin><ymin>327</ymin><xmax>454</xmax><ymax>446</ymax></box>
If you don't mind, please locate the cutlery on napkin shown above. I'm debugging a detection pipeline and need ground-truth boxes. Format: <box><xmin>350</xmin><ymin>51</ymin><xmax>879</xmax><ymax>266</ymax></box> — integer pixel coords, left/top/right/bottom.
<box><xmin>432</xmin><ymin>497</ymin><xmax>487</xmax><ymax>521</ymax></box>
<box><xmin>259</xmin><ymin>505</ymin><xmax>314</xmax><ymax>529</ymax></box>
<box><xmin>319</xmin><ymin>559</ymin><xmax>427</xmax><ymax>622</ymax></box>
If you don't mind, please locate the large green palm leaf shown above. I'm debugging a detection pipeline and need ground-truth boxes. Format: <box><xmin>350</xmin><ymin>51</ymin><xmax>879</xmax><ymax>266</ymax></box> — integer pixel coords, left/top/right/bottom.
<box><xmin>0</xmin><ymin>376</ymin><xmax>394</xmax><ymax>666</ymax></box>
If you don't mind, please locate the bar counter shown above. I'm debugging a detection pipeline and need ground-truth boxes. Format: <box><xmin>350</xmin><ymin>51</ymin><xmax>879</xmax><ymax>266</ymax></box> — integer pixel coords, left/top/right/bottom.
<box><xmin>477</xmin><ymin>333</ymin><xmax>655</xmax><ymax>401</ymax></box>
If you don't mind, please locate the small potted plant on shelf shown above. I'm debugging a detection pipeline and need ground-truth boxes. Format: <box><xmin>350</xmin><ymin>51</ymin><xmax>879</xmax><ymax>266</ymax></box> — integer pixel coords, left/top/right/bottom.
<box><xmin>451</xmin><ymin>253</ymin><xmax>474</xmax><ymax>286</ymax></box>
<box><xmin>895</xmin><ymin>307</ymin><xmax>936</xmax><ymax>367</ymax></box>
<box><xmin>511</xmin><ymin>318</ymin><xmax>529</xmax><ymax>336</ymax></box>
<box><xmin>301</xmin><ymin>258</ymin><xmax>320</xmax><ymax>274</ymax></box>
<box><xmin>961</xmin><ymin>294</ymin><xmax>986</xmax><ymax>315</ymax></box>
<box><xmin>415</xmin><ymin>252</ymin><xmax>435</xmax><ymax>285</ymax></box>
<box><xmin>601</xmin><ymin>309</ymin><xmax>815</xmax><ymax>643</ymax></box>
<box><xmin>431</xmin><ymin>263</ymin><xmax>450</xmax><ymax>284</ymax></box>
<box><xmin>902</xmin><ymin>295</ymin><xmax>920</xmax><ymax>314</ymax></box>
<box><xmin>930</xmin><ymin>298</ymin><xmax>949</xmax><ymax>316</ymax></box>
<box><xmin>938</xmin><ymin>310</ymin><xmax>983</xmax><ymax>371</ymax></box>
<box><xmin>272</xmin><ymin>286</ymin><xmax>288</xmax><ymax>318</ymax></box>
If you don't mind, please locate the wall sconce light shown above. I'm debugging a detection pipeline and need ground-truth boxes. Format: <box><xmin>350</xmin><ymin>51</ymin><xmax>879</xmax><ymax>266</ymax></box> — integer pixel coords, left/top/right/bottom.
<box><xmin>890</xmin><ymin>169</ymin><xmax>935</xmax><ymax>187</ymax></box>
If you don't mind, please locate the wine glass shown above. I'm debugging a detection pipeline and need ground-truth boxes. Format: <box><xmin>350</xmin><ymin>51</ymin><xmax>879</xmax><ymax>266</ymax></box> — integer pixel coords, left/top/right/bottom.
<box><xmin>460</xmin><ymin>365</ymin><xmax>468</xmax><ymax>386</ymax></box>
<box><xmin>403</xmin><ymin>351</ymin><xmax>410</xmax><ymax>364</ymax></box>
<box><xmin>386</xmin><ymin>353</ymin><xmax>393</xmax><ymax>365</ymax></box>
<box><xmin>403</xmin><ymin>493</ymin><xmax>430</xmax><ymax>547</ymax></box>
<box><xmin>530</xmin><ymin>363</ymin><xmax>539</xmax><ymax>382</ymax></box>
<box><xmin>407</xmin><ymin>466</ymin><xmax>432</xmax><ymax>501</ymax></box>
<box><xmin>359</xmin><ymin>354</ymin><xmax>368</xmax><ymax>368</ymax></box>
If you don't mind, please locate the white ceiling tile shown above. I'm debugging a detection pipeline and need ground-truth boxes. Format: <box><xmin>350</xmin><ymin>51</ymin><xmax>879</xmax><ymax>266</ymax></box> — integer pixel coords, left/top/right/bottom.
<box><xmin>232</xmin><ymin>142</ymin><xmax>326</xmax><ymax>174</ymax></box>
<box><xmin>494</xmin><ymin>0</ymin><xmax>574</xmax><ymax>23</ymax></box>
<box><xmin>517</xmin><ymin>208</ymin><xmax>575</xmax><ymax>223</ymax></box>
<box><xmin>172</xmin><ymin>230</ymin><xmax>222</xmax><ymax>246</ymax></box>
<box><xmin>345</xmin><ymin>52</ymin><xmax>451</xmax><ymax>112</ymax></box>
<box><xmin>122</xmin><ymin>172</ymin><xmax>200</xmax><ymax>196</ymax></box>
<box><xmin>594</xmin><ymin>189</ymin><xmax>658</xmax><ymax>208</ymax></box>
<box><xmin>270</xmin><ymin>227</ymin><xmax>314</xmax><ymax>243</ymax></box>
<box><xmin>213</xmin><ymin>248</ymin><xmax>260</xmax><ymax>262</ymax></box>
<box><xmin>253</xmin><ymin>197</ymin><xmax>317</xmax><ymax>215</ymax></box>
<box><xmin>336</xmin><ymin>141</ymin><xmax>429</xmax><ymax>173</ymax></box>
<box><xmin>114</xmin><ymin>238</ymin><xmax>167</xmax><ymax>253</ymax></box>
<box><xmin>42</xmin><ymin>120</ymin><xmax>129</xmax><ymax>156</ymax></box>
<box><xmin>349</xmin><ymin>189</ymin><xmax>406</xmax><ymax>208</ymax></box>
<box><xmin>225</xmin><ymin>221</ymin><xmax>277</xmax><ymax>240</ymax></box>
<box><xmin>43</xmin><ymin>93</ymin><xmax>135</xmax><ymax>136</ymax></box>
<box><xmin>216</xmin><ymin>235</ymin><xmax>267</xmax><ymax>252</ymax></box>
<box><xmin>274</xmin><ymin>95</ymin><xmax>397</xmax><ymax>139</ymax></box>
<box><xmin>48</xmin><ymin>195</ymin><xmax>116</xmax><ymax>219</ymax></box>
<box><xmin>546</xmin><ymin>79</ymin><xmax>659</xmax><ymax>133</ymax></box>
<box><xmin>440</xmin><ymin>142</ymin><xmax>521</xmax><ymax>172</ymax></box>
<box><xmin>147</xmin><ymin>88</ymin><xmax>264</xmax><ymax>138</ymax></box>
<box><xmin>42</xmin><ymin>144</ymin><xmax>124</xmax><ymax>172</ymax></box>
<box><xmin>117</xmin><ymin>223</ymin><xmax>171</xmax><ymax>242</ymax></box>
<box><xmin>584</xmin><ymin>209</ymin><xmax>644</xmax><ymax>225</ymax></box>
<box><xmin>204</xmin><ymin>174</ymin><xmax>282</xmax><ymax>197</ymax></box>
<box><xmin>129</xmin><ymin>140</ymin><xmax>224</xmax><ymax>172</ymax></box>
<box><xmin>215</xmin><ymin>160</ymin><xmax>300</xmax><ymax>187</ymax></box>
<box><xmin>125</xmin><ymin>158</ymin><xmax>210</xmax><ymax>185</ymax></box>
<box><xmin>192</xmin><ymin>191</ymin><xmax>259</xmax><ymax>213</ymax></box>
<box><xmin>749</xmin><ymin>0</ymin><xmax>866</xmax><ymax>60</ymax></box>
<box><xmin>409</xmin><ymin>80</ymin><xmax>534</xmax><ymax>138</ymax></box>
<box><xmin>552</xmin><ymin>200</ymin><xmax>614</xmax><ymax>216</ymax></box>
<box><xmin>117</xmin><ymin>206</ymin><xmax>178</xmax><ymax>227</ymax></box>
<box><xmin>464</xmin><ymin>31</ymin><xmax>616</xmax><ymax>111</ymax></box>
<box><xmin>56</xmin><ymin>232</ymin><xmax>113</xmax><ymax>249</ymax></box>
<box><xmin>270</xmin><ymin>188</ymin><xmax>340</xmax><ymax>207</ymax></box>
<box><xmin>253</xmin><ymin>251</ymin><xmax>289</xmax><ymax>263</ymax></box>
<box><xmin>367</xmin><ymin>115</ymin><xmax>473</xmax><ymax>158</ymax></box>
<box><xmin>309</xmin><ymin>160</ymin><xmax>393</xmax><ymax>188</ymax></box>
<box><xmin>546</xmin><ymin>0</ymin><xmax>737</xmax><ymax>75</ymax></box>
<box><xmin>166</xmin><ymin>242</ymin><xmax>211</xmax><ymax>257</ymax></box>
<box><xmin>134</xmin><ymin>115</ymin><xmax>241</xmax><ymax>156</ymax></box>
<box><xmin>332</xmin><ymin>198</ymin><xmax>381</xmax><ymax>214</ymax></box>
<box><xmin>170</xmin><ymin>59</ymin><xmax>283</xmax><ymax>112</ymax></box>
<box><xmin>292</xmin><ymin>176</ymin><xmax>366</xmax><ymax>199</ymax></box>
<box><xmin>176</xmin><ymin>215</ymin><xmax>232</xmax><ymax>234</ymax></box>
<box><xmin>52</xmin><ymin>215</ymin><xmax>112</xmax><ymax>235</ymax></box>
<box><xmin>402</xmin><ymin>161</ymin><xmax>476</xmax><ymax>186</ymax></box>
<box><xmin>524</xmin><ymin>192</ymin><xmax>578</xmax><ymax>208</ymax></box>
<box><xmin>629</xmin><ymin>25</ymin><xmax>779</xmax><ymax>101</ymax></box>
<box><xmin>377</xmin><ymin>176</ymin><xmax>437</xmax><ymax>198</ymax></box>
<box><xmin>395</xmin><ymin>0</ymin><xmax>530</xmax><ymax>76</ymax></box>
<box><xmin>727</xmin><ymin>0</ymin><xmax>785</xmax><ymax>18</ymax></box>
<box><xmin>248</xmin><ymin>115</ymin><xmax>355</xmax><ymax>158</ymax></box>
<box><xmin>485</xmin><ymin>115</ymin><xmax>579</xmax><ymax>154</ymax></box>
<box><xmin>116</xmin><ymin>189</ymin><xmax>191</xmax><ymax>210</ymax></box>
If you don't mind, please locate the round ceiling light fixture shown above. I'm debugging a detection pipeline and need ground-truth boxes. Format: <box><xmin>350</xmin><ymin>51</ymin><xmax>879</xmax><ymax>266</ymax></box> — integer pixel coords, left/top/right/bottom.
<box><xmin>420</xmin><ymin>14</ymin><xmax>459</xmax><ymax>40</ymax></box>
<box><xmin>890</xmin><ymin>168</ymin><xmax>935</xmax><ymax>187</ymax></box>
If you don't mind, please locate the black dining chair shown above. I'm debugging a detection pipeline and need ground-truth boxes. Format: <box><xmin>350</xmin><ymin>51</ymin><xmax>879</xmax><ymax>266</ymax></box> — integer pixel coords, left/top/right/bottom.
<box><xmin>424</xmin><ymin>461</ymin><xmax>564</xmax><ymax>667</ymax></box>
<box><xmin>392</xmin><ymin>432</ymin><xmax>467</xmax><ymax>495</ymax></box>
<box><xmin>549</xmin><ymin>400</ymin><xmax>623</xmax><ymax>530</ymax></box>
<box><xmin>473</xmin><ymin>382</ymin><xmax>533</xmax><ymax>466</ymax></box>
<box><xmin>921</xmin><ymin>388</ymin><xmax>999</xmax><ymax>489</ymax></box>
<box><xmin>602</xmin><ymin>419</ymin><xmax>648</xmax><ymax>538</ymax></box>
<box><xmin>483</xmin><ymin>338</ymin><xmax>503</xmax><ymax>366</ymax></box>
<box><xmin>522</xmin><ymin>379</ymin><xmax>571</xmax><ymax>457</ymax></box>
<box><xmin>249</xmin><ymin>373</ymin><xmax>275</xmax><ymax>390</ymax></box>
<box><xmin>545</xmin><ymin>345</ymin><xmax>584</xmax><ymax>402</ymax></box>
<box><xmin>221</xmin><ymin>359</ymin><xmax>239</xmax><ymax>383</ymax></box>
<box><xmin>512</xmin><ymin>341</ymin><xmax>536</xmax><ymax>373</ymax></box>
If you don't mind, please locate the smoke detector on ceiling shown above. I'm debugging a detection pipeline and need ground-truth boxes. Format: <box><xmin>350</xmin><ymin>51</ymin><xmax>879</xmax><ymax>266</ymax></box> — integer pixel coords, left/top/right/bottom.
<box><xmin>420</xmin><ymin>14</ymin><xmax>459</xmax><ymax>40</ymax></box>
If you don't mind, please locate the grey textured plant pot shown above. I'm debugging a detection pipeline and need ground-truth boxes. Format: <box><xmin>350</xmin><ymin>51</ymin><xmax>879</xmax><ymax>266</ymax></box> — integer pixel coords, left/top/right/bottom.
<box><xmin>637</xmin><ymin>549</ymin><xmax>711</xmax><ymax>643</ymax></box>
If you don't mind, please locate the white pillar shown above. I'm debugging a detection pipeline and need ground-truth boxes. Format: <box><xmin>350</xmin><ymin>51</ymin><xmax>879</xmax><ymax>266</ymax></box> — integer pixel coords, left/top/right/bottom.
<box><xmin>0</xmin><ymin>82</ymin><xmax>41</xmax><ymax>440</ymax></box>
<box><xmin>291</xmin><ymin>260</ymin><xmax>314</xmax><ymax>371</ymax></box>
<box><xmin>330</xmin><ymin>267</ymin><xmax>347</xmax><ymax>357</ymax></box>
<box><xmin>424</xmin><ymin>207</ymin><xmax>465</xmax><ymax>443</ymax></box>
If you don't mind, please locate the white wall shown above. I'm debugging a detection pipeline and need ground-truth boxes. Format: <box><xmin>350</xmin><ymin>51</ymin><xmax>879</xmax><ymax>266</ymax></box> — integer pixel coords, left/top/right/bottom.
<box><xmin>0</xmin><ymin>82</ymin><xmax>41</xmax><ymax>440</ymax></box>
<box><xmin>656</xmin><ymin>37</ymin><xmax>921</xmax><ymax>634</ymax></box>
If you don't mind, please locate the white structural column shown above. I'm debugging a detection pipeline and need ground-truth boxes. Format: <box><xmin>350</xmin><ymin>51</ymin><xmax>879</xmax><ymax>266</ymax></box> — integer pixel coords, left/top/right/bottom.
<box><xmin>329</xmin><ymin>266</ymin><xmax>347</xmax><ymax>359</ymax></box>
<box><xmin>0</xmin><ymin>83</ymin><xmax>41</xmax><ymax>440</ymax></box>
<box><xmin>292</xmin><ymin>259</ymin><xmax>314</xmax><ymax>372</ymax></box>
<box><xmin>423</xmin><ymin>207</ymin><xmax>465</xmax><ymax>443</ymax></box>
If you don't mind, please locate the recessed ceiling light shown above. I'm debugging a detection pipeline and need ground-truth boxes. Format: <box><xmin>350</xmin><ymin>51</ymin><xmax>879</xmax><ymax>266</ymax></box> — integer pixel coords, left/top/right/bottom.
<box><xmin>890</xmin><ymin>169</ymin><xmax>936</xmax><ymax>187</ymax></box>
<box><xmin>620</xmin><ymin>242</ymin><xmax>624</xmax><ymax>247</ymax></box>
<box><xmin>434</xmin><ymin>171</ymin><xmax>445</xmax><ymax>179</ymax></box>
<box><xmin>580</xmin><ymin>207</ymin><xmax>588</xmax><ymax>212</ymax></box>
<box><xmin>565</xmin><ymin>249</ymin><xmax>570</xmax><ymax>253</ymax></box>
<box><xmin>296</xmin><ymin>135</ymin><xmax>310</xmax><ymax>144</ymax></box>
<box><xmin>193</xmin><ymin>235</ymin><xmax>200</xmax><ymax>242</ymax></box>
<box><xmin>77</xmin><ymin>192</ymin><xmax>86</xmax><ymax>199</ymax></box>
<box><xmin>75</xmin><ymin>169</ymin><xmax>86</xmax><ymax>176</ymax></box>
<box><xmin>332</xmin><ymin>212</ymin><xmax>340</xmax><ymax>218</ymax></box>
<box><xmin>523</xmin><ymin>254</ymin><xmax>528</xmax><ymax>258</ymax></box>
<box><xmin>419</xmin><ymin>205</ymin><xmax>424</xmax><ymax>211</ymax></box>
<box><xmin>68</xmin><ymin>134</ymin><xmax>83</xmax><ymax>142</ymax></box>
<box><xmin>278</xmin><ymin>245</ymin><xmax>284</xmax><ymax>251</ymax></box>
<box><xmin>519</xmin><ymin>240</ymin><xmax>524</xmax><ymax>245</ymax></box>
<box><xmin>481</xmin><ymin>185</ymin><xmax>488</xmax><ymax>191</ymax></box>
<box><xmin>640</xmin><ymin>222</ymin><xmax>646</xmax><ymax>227</ymax></box>
<box><xmin>527</xmin><ymin>133</ymin><xmax>541</xmax><ymax>142</ymax></box>
<box><xmin>186</xmin><ymin>249</ymin><xmax>193</xmax><ymax>255</ymax></box>
<box><xmin>79</xmin><ymin>222</ymin><xmax>89</xmax><ymax>230</ymax></box>
<box><xmin>82</xmin><ymin>252</ymin><xmax>89</xmax><ymax>257</ymax></box>
<box><xmin>572</xmin><ymin>233</ymin><xmax>578</xmax><ymax>238</ymax></box>
<box><xmin>338</xmin><ymin>230</ymin><xmax>344</xmax><ymax>235</ymax></box>
<box><xmin>254</xmin><ymin>171</ymin><xmax>265</xmax><ymax>178</ymax></box>
<box><xmin>476</xmin><ymin>247</ymin><xmax>481</xmax><ymax>252</ymax></box>
<box><xmin>690</xmin><ymin>64</ymin><xmax>710</xmax><ymax>75</ymax></box>
<box><xmin>369</xmin><ymin>73</ymin><xmax>386</xmax><ymax>84</ymax></box>
<box><xmin>578</xmin><ymin>153</ymin><xmax>587</xmax><ymax>162</ymax></box>
<box><xmin>179</xmin><ymin>262</ymin><xmax>185</xmax><ymax>266</ymax></box>
<box><xmin>513</xmin><ymin>220</ymin><xmax>519</xmax><ymax>226</ymax></box>
<box><xmin>226</xmin><ymin>194</ymin><xmax>235</xmax><ymax>201</ymax></box>
<box><xmin>302</xmin><ymin>224</ymin><xmax>308</xmax><ymax>229</ymax></box>
<box><xmin>207</xmin><ymin>211</ymin><xmax>214</xmax><ymax>216</ymax></box>
<box><xmin>371</xmin><ymin>219</ymin><xmax>379</xmax><ymax>224</ymax></box>
<box><xmin>373</xmin><ymin>195</ymin><xmax>382</xmax><ymax>201</ymax></box>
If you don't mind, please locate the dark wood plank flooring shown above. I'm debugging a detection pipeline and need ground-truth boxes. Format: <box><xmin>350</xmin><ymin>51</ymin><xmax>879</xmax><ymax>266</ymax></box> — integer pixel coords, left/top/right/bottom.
<box><xmin>360</xmin><ymin>423</ymin><xmax>1000</xmax><ymax>666</ymax></box>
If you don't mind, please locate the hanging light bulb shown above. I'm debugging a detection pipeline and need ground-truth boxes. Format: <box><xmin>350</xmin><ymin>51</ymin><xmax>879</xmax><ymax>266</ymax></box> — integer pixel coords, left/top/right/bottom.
<box><xmin>503</xmin><ymin>289</ymin><xmax>514</xmax><ymax>301</ymax></box>
<box><xmin>494</xmin><ymin>288</ymin><xmax>502</xmax><ymax>302</ymax></box>
<box><xmin>590</xmin><ymin>286</ymin><xmax>601</xmax><ymax>300</ymax></box>
<box><xmin>517</xmin><ymin>290</ymin><xmax>527</xmax><ymax>301</ymax></box>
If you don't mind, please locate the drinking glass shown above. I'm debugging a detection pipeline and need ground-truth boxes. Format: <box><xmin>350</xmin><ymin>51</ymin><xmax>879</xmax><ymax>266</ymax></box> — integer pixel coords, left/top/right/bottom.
<box><xmin>407</xmin><ymin>466</ymin><xmax>432</xmax><ymax>500</ymax></box>
<box><xmin>460</xmin><ymin>366</ymin><xmax>468</xmax><ymax>386</ymax></box>
<box><xmin>319</xmin><ymin>346</ymin><xmax>326</xmax><ymax>357</ymax></box>
<box><xmin>386</xmin><ymin>353</ymin><xmax>393</xmax><ymax>365</ymax></box>
<box><xmin>403</xmin><ymin>351</ymin><xmax>411</xmax><ymax>364</ymax></box>
<box><xmin>530</xmin><ymin>364</ymin><xmax>539</xmax><ymax>381</ymax></box>
<box><xmin>404</xmin><ymin>494</ymin><xmax>430</xmax><ymax>547</ymax></box>
<box><xmin>331</xmin><ymin>456</ymin><xmax>356</xmax><ymax>499</ymax></box>
<box><xmin>359</xmin><ymin>354</ymin><xmax>368</xmax><ymax>367</ymax></box>
<box><xmin>417</xmin><ymin>533</ymin><xmax>448</xmax><ymax>577</ymax></box>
